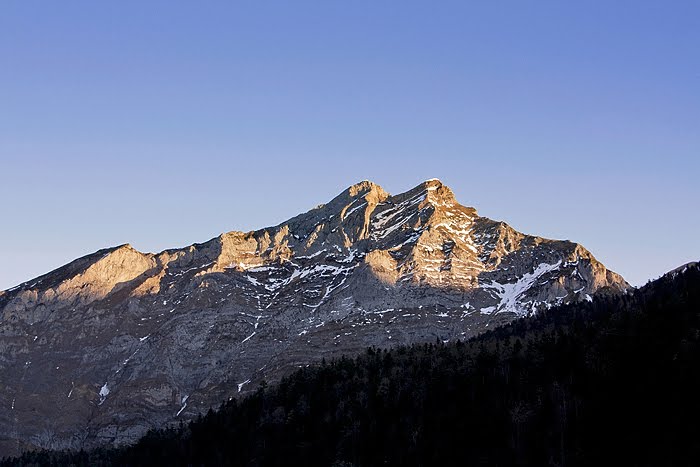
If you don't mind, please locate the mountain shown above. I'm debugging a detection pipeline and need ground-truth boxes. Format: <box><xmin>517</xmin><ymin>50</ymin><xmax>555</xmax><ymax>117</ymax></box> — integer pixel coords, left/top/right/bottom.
<box><xmin>4</xmin><ymin>262</ymin><xmax>698</xmax><ymax>467</ymax></box>
<box><xmin>0</xmin><ymin>179</ymin><xmax>628</xmax><ymax>455</ymax></box>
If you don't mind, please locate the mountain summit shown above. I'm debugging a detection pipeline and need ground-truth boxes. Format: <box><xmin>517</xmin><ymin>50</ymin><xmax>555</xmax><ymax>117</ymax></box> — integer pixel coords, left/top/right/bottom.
<box><xmin>0</xmin><ymin>179</ymin><xmax>628</xmax><ymax>455</ymax></box>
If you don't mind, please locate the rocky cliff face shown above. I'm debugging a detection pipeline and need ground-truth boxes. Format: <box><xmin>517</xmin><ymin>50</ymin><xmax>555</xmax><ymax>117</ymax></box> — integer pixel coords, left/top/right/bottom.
<box><xmin>0</xmin><ymin>179</ymin><xmax>629</xmax><ymax>455</ymax></box>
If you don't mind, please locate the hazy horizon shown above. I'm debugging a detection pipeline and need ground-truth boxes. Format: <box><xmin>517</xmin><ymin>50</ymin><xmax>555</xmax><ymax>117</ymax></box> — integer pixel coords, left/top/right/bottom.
<box><xmin>1</xmin><ymin>1</ymin><xmax>698</xmax><ymax>289</ymax></box>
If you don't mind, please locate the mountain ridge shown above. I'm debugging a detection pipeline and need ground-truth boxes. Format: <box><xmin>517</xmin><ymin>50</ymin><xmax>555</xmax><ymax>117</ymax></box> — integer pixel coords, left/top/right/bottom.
<box><xmin>1</xmin><ymin>179</ymin><xmax>626</xmax><ymax>307</ymax></box>
<box><xmin>0</xmin><ymin>179</ymin><xmax>629</xmax><ymax>455</ymax></box>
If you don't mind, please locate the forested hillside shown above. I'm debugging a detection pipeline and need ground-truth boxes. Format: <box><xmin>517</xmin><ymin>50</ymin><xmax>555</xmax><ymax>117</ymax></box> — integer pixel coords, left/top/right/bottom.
<box><xmin>4</xmin><ymin>264</ymin><xmax>700</xmax><ymax>466</ymax></box>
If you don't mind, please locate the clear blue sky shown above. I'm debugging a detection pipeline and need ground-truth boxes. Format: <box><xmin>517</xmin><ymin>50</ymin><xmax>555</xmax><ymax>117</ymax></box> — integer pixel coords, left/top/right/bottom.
<box><xmin>1</xmin><ymin>1</ymin><xmax>698</xmax><ymax>289</ymax></box>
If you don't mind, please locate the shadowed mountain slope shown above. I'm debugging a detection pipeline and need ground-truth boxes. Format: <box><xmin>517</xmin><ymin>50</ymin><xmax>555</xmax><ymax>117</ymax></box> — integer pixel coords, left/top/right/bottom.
<box><xmin>4</xmin><ymin>262</ymin><xmax>696</xmax><ymax>466</ymax></box>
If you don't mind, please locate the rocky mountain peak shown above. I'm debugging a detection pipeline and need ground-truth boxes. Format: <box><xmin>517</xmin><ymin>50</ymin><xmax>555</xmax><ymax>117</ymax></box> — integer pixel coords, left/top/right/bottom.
<box><xmin>347</xmin><ymin>180</ymin><xmax>388</xmax><ymax>199</ymax></box>
<box><xmin>418</xmin><ymin>178</ymin><xmax>457</xmax><ymax>203</ymax></box>
<box><xmin>0</xmin><ymin>180</ymin><xmax>631</xmax><ymax>456</ymax></box>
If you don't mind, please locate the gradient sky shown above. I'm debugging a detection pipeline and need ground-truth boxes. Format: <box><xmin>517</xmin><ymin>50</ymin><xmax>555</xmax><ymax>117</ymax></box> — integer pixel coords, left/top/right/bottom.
<box><xmin>1</xmin><ymin>1</ymin><xmax>698</xmax><ymax>289</ymax></box>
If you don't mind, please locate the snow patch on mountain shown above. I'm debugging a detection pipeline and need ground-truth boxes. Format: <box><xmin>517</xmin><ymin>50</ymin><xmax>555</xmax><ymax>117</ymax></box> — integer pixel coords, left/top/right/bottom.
<box><xmin>482</xmin><ymin>261</ymin><xmax>563</xmax><ymax>316</ymax></box>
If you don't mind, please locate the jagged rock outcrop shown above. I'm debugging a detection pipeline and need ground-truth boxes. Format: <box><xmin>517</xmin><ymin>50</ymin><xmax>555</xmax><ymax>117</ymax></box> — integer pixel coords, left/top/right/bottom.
<box><xmin>0</xmin><ymin>179</ymin><xmax>629</xmax><ymax>456</ymax></box>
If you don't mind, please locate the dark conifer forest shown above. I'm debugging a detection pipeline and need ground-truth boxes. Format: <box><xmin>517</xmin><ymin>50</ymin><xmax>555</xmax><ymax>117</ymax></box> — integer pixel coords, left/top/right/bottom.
<box><xmin>4</xmin><ymin>265</ymin><xmax>700</xmax><ymax>466</ymax></box>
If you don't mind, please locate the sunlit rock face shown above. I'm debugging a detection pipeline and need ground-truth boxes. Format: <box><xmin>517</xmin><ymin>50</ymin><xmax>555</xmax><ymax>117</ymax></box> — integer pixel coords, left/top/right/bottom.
<box><xmin>0</xmin><ymin>179</ymin><xmax>628</xmax><ymax>455</ymax></box>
